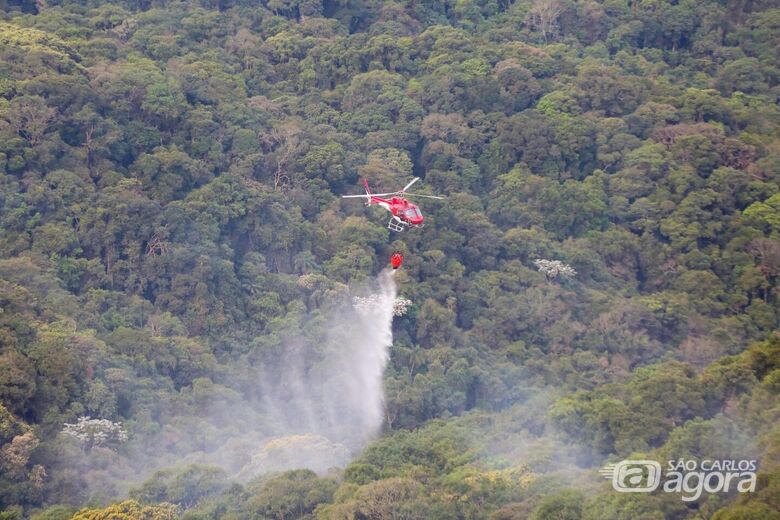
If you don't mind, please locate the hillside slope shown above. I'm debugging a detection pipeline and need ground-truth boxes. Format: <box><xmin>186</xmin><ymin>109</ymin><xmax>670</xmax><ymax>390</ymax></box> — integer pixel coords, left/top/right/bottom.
<box><xmin>0</xmin><ymin>0</ymin><xmax>778</xmax><ymax>518</ymax></box>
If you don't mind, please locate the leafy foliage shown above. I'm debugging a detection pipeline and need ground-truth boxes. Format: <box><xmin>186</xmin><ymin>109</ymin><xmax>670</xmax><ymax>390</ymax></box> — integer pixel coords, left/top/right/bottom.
<box><xmin>0</xmin><ymin>0</ymin><xmax>778</xmax><ymax>517</ymax></box>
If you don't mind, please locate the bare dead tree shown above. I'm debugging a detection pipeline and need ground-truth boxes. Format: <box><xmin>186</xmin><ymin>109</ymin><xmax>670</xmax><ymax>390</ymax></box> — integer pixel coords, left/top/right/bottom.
<box><xmin>261</xmin><ymin>122</ymin><xmax>302</xmax><ymax>191</ymax></box>
<box><xmin>526</xmin><ymin>0</ymin><xmax>564</xmax><ymax>42</ymax></box>
<box><xmin>84</xmin><ymin>124</ymin><xmax>95</xmax><ymax>170</ymax></box>
<box><xmin>226</xmin><ymin>28</ymin><xmax>260</xmax><ymax>70</ymax></box>
<box><xmin>8</xmin><ymin>97</ymin><xmax>57</xmax><ymax>147</ymax></box>
<box><xmin>749</xmin><ymin>238</ymin><xmax>780</xmax><ymax>301</ymax></box>
<box><xmin>145</xmin><ymin>233</ymin><xmax>169</xmax><ymax>256</ymax></box>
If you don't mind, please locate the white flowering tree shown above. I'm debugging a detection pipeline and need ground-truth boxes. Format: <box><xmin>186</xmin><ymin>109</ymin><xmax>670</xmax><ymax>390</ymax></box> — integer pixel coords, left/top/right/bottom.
<box><xmin>533</xmin><ymin>259</ymin><xmax>577</xmax><ymax>281</ymax></box>
<box><xmin>62</xmin><ymin>416</ymin><xmax>128</xmax><ymax>452</ymax></box>
<box><xmin>353</xmin><ymin>295</ymin><xmax>412</xmax><ymax>317</ymax></box>
<box><xmin>392</xmin><ymin>297</ymin><xmax>412</xmax><ymax>317</ymax></box>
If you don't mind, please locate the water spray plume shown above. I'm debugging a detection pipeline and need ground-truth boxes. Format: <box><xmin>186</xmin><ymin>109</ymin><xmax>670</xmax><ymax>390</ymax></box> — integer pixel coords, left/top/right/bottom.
<box><xmin>238</xmin><ymin>269</ymin><xmax>398</xmax><ymax>476</ymax></box>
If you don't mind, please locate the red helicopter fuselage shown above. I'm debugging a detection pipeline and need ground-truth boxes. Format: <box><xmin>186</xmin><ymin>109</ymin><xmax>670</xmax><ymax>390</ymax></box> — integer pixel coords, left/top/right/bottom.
<box><xmin>365</xmin><ymin>194</ymin><xmax>424</xmax><ymax>227</ymax></box>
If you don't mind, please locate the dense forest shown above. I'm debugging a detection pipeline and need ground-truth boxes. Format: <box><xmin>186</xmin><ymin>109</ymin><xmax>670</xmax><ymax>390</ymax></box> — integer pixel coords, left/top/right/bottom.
<box><xmin>1</xmin><ymin>0</ymin><xmax>779</xmax><ymax>517</ymax></box>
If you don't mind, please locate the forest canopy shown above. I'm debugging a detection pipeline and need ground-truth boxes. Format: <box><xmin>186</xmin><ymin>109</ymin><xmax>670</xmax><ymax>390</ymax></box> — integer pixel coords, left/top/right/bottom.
<box><xmin>0</xmin><ymin>0</ymin><xmax>778</xmax><ymax>518</ymax></box>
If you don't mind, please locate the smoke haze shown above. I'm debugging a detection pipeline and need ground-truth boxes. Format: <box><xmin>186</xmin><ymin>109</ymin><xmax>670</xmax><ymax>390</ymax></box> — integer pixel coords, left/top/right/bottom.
<box><xmin>59</xmin><ymin>270</ymin><xmax>399</xmax><ymax>499</ymax></box>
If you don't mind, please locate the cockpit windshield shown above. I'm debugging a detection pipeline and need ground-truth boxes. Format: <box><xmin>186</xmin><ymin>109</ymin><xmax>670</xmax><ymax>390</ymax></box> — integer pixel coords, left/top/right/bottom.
<box><xmin>404</xmin><ymin>208</ymin><xmax>421</xmax><ymax>219</ymax></box>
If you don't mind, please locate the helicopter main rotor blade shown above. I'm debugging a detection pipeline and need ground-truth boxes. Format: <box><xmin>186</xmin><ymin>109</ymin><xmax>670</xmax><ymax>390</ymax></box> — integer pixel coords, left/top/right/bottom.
<box><xmin>401</xmin><ymin>177</ymin><xmax>420</xmax><ymax>193</ymax></box>
<box><xmin>343</xmin><ymin>192</ymin><xmax>400</xmax><ymax>198</ymax></box>
<box><xmin>403</xmin><ymin>193</ymin><xmax>446</xmax><ymax>200</ymax></box>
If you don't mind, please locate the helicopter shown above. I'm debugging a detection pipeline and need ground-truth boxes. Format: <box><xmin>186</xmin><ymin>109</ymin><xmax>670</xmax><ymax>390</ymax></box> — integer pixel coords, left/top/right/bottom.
<box><xmin>342</xmin><ymin>177</ymin><xmax>445</xmax><ymax>232</ymax></box>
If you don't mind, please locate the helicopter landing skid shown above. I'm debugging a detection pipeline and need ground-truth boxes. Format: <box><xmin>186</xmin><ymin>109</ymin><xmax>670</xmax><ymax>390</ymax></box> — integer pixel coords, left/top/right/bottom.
<box><xmin>388</xmin><ymin>218</ymin><xmax>406</xmax><ymax>232</ymax></box>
